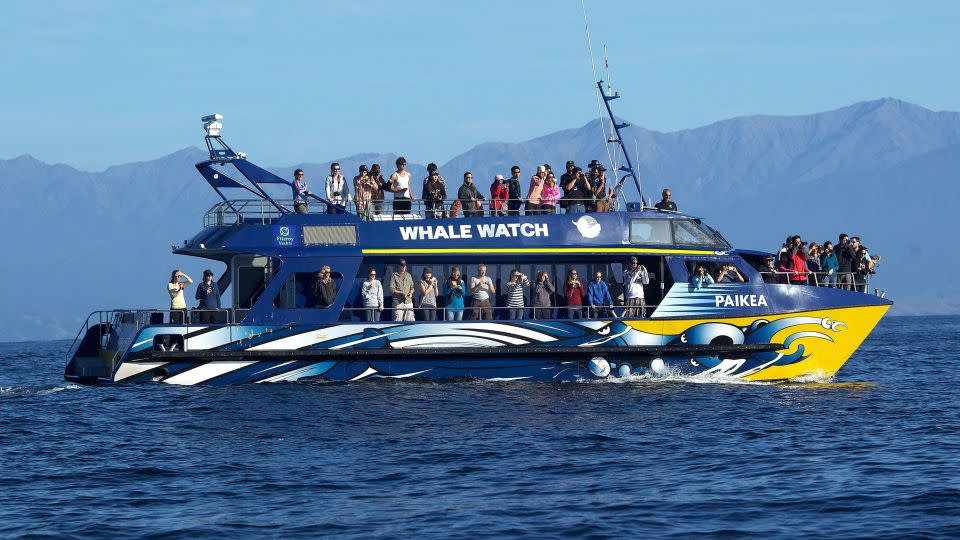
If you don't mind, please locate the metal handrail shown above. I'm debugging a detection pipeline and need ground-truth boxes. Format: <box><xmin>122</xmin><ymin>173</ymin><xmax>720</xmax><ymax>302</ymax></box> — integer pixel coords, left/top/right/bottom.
<box><xmin>338</xmin><ymin>303</ymin><xmax>658</xmax><ymax>320</ymax></box>
<box><xmin>757</xmin><ymin>271</ymin><xmax>874</xmax><ymax>292</ymax></box>
<box><xmin>203</xmin><ymin>196</ymin><xmax>620</xmax><ymax>226</ymax></box>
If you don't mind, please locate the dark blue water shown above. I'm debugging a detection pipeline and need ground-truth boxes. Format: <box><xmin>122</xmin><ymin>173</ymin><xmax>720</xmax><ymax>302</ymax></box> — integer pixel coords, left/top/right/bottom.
<box><xmin>2</xmin><ymin>316</ymin><xmax>959</xmax><ymax>539</ymax></box>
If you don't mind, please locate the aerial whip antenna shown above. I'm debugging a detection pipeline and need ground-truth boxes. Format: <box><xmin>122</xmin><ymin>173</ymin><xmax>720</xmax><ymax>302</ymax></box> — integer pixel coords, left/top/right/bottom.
<box><xmin>580</xmin><ymin>1</ymin><xmax>644</xmax><ymax>207</ymax></box>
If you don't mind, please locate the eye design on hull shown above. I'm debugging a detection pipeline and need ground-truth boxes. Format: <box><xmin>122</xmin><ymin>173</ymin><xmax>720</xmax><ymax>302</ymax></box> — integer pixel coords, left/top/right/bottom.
<box><xmin>820</xmin><ymin>317</ymin><xmax>847</xmax><ymax>332</ymax></box>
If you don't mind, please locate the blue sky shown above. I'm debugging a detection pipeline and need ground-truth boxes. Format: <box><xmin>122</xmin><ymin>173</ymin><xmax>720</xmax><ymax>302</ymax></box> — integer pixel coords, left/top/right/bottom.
<box><xmin>1</xmin><ymin>0</ymin><xmax>958</xmax><ymax>170</ymax></box>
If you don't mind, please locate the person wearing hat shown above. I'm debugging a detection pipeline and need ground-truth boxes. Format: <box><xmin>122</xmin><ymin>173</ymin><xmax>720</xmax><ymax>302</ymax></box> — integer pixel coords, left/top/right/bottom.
<box><xmin>195</xmin><ymin>269</ymin><xmax>221</xmax><ymax>324</ymax></box>
<box><xmin>588</xmin><ymin>165</ymin><xmax>607</xmax><ymax>212</ymax></box>
<box><xmin>525</xmin><ymin>165</ymin><xmax>547</xmax><ymax>215</ymax></box>
<box><xmin>623</xmin><ymin>257</ymin><xmax>650</xmax><ymax>318</ymax></box>
<box><xmin>490</xmin><ymin>174</ymin><xmax>509</xmax><ymax>216</ymax></box>
<box><xmin>354</xmin><ymin>164</ymin><xmax>377</xmax><ymax>219</ymax></box>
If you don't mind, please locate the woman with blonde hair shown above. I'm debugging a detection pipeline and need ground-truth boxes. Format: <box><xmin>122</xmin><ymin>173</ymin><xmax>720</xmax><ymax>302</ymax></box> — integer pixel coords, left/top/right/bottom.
<box><xmin>168</xmin><ymin>269</ymin><xmax>193</xmax><ymax>324</ymax></box>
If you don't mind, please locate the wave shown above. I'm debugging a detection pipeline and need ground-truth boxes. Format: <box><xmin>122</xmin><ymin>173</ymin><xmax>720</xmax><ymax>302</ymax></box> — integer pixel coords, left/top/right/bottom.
<box><xmin>0</xmin><ymin>384</ymin><xmax>82</xmax><ymax>396</ymax></box>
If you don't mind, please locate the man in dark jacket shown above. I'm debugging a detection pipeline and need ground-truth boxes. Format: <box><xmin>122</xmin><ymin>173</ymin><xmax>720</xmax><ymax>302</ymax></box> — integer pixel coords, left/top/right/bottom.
<box><xmin>654</xmin><ymin>188</ymin><xmax>678</xmax><ymax>211</ymax></box>
<box><xmin>506</xmin><ymin>166</ymin><xmax>523</xmax><ymax>216</ymax></box>
<box><xmin>458</xmin><ymin>172</ymin><xmax>485</xmax><ymax>217</ymax></box>
<box><xmin>836</xmin><ymin>233</ymin><xmax>856</xmax><ymax>290</ymax></box>
<box><xmin>195</xmin><ymin>269</ymin><xmax>221</xmax><ymax>323</ymax></box>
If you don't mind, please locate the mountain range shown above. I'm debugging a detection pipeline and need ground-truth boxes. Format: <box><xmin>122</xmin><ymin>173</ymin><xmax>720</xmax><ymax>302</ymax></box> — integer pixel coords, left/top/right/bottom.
<box><xmin>1</xmin><ymin>97</ymin><xmax>956</xmax><ymax>341</ymax></box>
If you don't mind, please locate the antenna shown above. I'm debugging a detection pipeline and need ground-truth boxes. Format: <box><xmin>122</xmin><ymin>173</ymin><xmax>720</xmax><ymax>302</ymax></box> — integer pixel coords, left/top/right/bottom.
<box><xmin>581</xmin><ymin>1</ymin><xmax>622</xmax><ymax>196</ymax></box>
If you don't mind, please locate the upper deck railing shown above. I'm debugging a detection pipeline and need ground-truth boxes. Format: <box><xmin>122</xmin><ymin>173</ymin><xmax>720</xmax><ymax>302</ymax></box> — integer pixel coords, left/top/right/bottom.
<box><xmin>203</xmin><ymin>197</ymin><xmax>625</xmax><ymax>226</ymax></box>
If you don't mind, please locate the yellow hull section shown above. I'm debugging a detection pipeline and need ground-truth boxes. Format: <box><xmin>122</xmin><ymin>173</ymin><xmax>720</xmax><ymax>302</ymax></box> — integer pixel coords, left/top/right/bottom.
<box><xmin>624</xmin><ymin>304</ymin><xmax>890</xmax><ymax>381</ymax></box>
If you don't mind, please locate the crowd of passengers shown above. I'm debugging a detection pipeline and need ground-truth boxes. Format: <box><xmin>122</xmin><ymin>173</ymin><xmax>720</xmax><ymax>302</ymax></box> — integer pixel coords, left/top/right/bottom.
<box><xmin>291</xmin><ymin>158</ymin><xmax>679</xmax><ymax>218</ymax></box>
<box><xmin>757</xmin><ymin>233</ymin><xmax>878</xmax><ymax>292</ymax></box>
<box><xmin>317</xmin><ymin>257</ymin><xmax>654</xmax><ymax>322</ymax></box>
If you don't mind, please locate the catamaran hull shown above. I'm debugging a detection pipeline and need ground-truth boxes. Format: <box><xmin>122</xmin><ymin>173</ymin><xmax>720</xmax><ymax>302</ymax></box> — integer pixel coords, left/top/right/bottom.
<box><xmin>66</xmin><ymin>305</ymin><xmax>889</xmax><ymax>386</ymax></box>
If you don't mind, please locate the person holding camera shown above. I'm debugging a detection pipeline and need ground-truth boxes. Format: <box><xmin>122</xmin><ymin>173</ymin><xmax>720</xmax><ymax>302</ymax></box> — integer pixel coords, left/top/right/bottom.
<box><xmin>167</xmin><ymin>269</ymin><xmax>193</xmax><ymax>324</ymax></box>
<box><xmin>444</xmin><ymin>267</ymin><xmax>465</xmax><ymax>321</ymax></box>
<box><xmin>423</xmin><ymin>171</ymin><xmax>446</xmax><ymax>219</ymax></box>
<box><xmin>690</xmin><ymin>265</ymin><xmax>714</xmax><ymax>290</ymax></box>
<box><xmin>532</xmin><ymin>270</ymin><xmax>555</xmax><ymax>320</ymax></box>
<box><xmin>563</xmin><ymin>269</ymin><xmax>587</xmax><ymax>319</ymax></box>
<box><xmin>370</xmin><ymin>163</ymin><xmax>386</xmax><ymax>216</ymax></box>
<box><xmin>788</xmin><ymin>236</ymin><xmax>810</xmax><ymax>285</ymax></box>
<box><xmin>820</xmin><ymin>241</ymin><xmax>839</xmax><ymax>288</ymax></box>
<box><xmin>716</xmin><ymin>263</ymin><xmax>745</xmax><ymax>283</ymax></box>
<box><xmin>354</xmin><ymin>165</ymin><xmax>377</xmax><ymax>220</ymax></box>
<box><xmin>853</xmin><ymin>246</ymin><xmax>874</xmax><ymax>293</ymax></box>
<box><xmin>623</xmin><ymin>257</ymin><xmax>651</xmax><ymax>317</ymax></box>
<box><xmin>325</xmin><ymin>162</ymin><xmax>349</xmax><ymax>214</ymax></box>
<box><xmin>469</xmin><ymin>264</ymin><xmax>496</xmax><ymax>320</ymax></box>
<box><xmin>836</xmin><ymin>233</ymin><xmax>856</xmax><ymax>290</ymax></box>
<box><xmin>490</xmin><ymin>175</ymin><xmax>509</xmax><ymax>217</ymax></box>
<box><xmin>292</xmin><ymin>168</ymin><xmax>311</xmax><ymax>214</ymax></box>
<box><xmin>313</xmin><ymin>266</ymin><xmax>338</xmax><ymax>308</ymax></box>
<box><xmin>561</xmin><ymin>167</ymin><xmax>592</xmax><ymax>214</ymax></box>
<box><xmin>360</xmin><ymin>268</ymin><xmax>384</xmax><ymax>322</ymax></box>
<box><xmin>505</xmin><ymin>269</ymin><xmax>530</xmax><ymax>320</ymax></box>
<box><xmin>525</xmin><ymin>166</ymin><xmax>545</xmax><ymax>215</ymax></box>
<box><xmin>418</xmin><ymin>268</ymin><xmax>440</xmax><ymax>321</ymax></box>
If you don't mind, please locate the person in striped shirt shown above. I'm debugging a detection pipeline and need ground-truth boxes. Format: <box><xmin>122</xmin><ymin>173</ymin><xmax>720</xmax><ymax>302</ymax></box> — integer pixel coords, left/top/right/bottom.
<box><xmin>505</xmin><ymin>269</ymin><xmax>530</xmax><ymax>320</ymax></box>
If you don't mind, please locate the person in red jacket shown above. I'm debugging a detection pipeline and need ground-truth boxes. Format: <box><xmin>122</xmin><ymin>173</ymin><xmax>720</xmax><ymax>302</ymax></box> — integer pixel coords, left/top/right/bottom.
<box><xmin>490</xmin><ymin>174</ymin><xmax>509</xmax><ymax>216</ymax></box>
<box><xmin>563</xmin><ymin>269</ymin><xmax>587</xmax><ymax>319</ymax></box>
<box><xmin>788</xmin><ymin>236</ymin><xmax>810</xmax><ymax>285</ymax></box>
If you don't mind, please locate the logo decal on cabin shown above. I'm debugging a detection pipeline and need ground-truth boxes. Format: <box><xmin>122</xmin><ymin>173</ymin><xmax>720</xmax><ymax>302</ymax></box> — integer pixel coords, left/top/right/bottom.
<box><xmin>572</xmin><ymin>216</ymin><xmax>602</xmax><ymax>239</ymax></box>
<box><xmin>273</xmin><ymin>224</ymin><xmax>298</xmax><ymax>247</ymax></box>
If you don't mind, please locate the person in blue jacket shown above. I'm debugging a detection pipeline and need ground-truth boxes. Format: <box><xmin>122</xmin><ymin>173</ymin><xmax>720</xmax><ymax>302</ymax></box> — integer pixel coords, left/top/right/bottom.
<box><xmin>819</xmin><ymin>241</ymin><xmax>840</xmax><ymax>288</ymax></box>
<box><xmin>195</xmin><ymin>269</ymin><xmax>221</xmax><ymax>323</ymax></box>
<box><xmin>588</xmin><ymin>270</ymin><xmax>614</xmax><ymax>319</ymax></box>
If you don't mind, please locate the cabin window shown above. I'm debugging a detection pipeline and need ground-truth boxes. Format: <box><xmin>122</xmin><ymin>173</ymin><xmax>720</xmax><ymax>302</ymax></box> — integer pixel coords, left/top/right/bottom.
<box><xmin>274</xmin><ymin>271</ymin><xmax>343</xmax><ymax>308</ymax></box>
<box><xmin>629</xmin><ymin>219</ymin><xmax>672</xmax><ymax>244</ymax></box>
<box><xmin>153</xmin><ymin>334</ymin><xmax>184</xmax><ymax>352</ymax></box>
<box><xmin>684</xmin><ymin>260</ymin><xmax>750</xmax><ymax>284</ymax></box>
<box><xmin>673</xmin><ymin>220</ymin><xmax>719</xmax><ymax>246</ymax></box>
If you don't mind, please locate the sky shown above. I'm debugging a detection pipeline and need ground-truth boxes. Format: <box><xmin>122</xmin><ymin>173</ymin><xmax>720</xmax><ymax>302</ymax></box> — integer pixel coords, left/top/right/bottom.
<box><xmin>1</xmin><ymin>0</ymin><xmax>958</xmax><ymax>171</ymax></box>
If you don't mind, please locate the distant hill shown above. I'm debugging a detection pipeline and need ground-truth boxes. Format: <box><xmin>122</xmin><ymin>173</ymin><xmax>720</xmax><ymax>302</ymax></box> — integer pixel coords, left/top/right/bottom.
<box><xmin>0</xmin><ymin>98</ymin><xmax>956</xmax><ymax>341</ymax></box>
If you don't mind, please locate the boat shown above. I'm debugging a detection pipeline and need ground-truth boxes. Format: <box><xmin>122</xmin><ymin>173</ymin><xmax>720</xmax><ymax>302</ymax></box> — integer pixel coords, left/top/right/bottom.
<box><xmin>63</xmin><ymin>83</ymin><xmax>892</xmax><ymax>386</ymax></box>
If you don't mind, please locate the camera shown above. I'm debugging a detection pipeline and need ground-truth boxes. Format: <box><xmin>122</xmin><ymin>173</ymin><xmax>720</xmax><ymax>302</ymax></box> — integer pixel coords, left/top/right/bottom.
<box><xmin>333</xmin><ymin>191</ymin><xmax>341</xmax><ymax>197</ymax></box>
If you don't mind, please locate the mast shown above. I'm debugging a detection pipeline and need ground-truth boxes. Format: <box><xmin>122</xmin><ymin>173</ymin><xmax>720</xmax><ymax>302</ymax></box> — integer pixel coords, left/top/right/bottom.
<box><xmin>597</xmin><ymin>80</ymin><xmax>644</xmax><ymax>207</ymax></box>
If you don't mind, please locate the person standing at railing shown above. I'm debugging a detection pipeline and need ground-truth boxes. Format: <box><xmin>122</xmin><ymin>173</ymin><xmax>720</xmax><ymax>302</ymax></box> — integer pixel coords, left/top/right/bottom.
<box><xmin>490</xmin><ymin>175</ymin><xmax>509</xmax><ymax>217</ymax></box>
<box><xmin>806</xmin><ymin>243</ymin><xmax>823</xmax><ymax>286</ymax></box>
<box><xmin>325</xmin><ymin>163</ymin><xmax>349</xmax><ymax>214</ymax></box>
<box><xmin>761</xmin><ymin>256</ymin><xmax>780</xmax><ymax>284</ymax></box>
<box><xmin>195</xmin><ymin>269</ymin><xmax>221</xmax><ymax>324</ymax></box>
<box><xmin>854</xmin><ymin>246</ymin><xmax>873</xmax><ymax>293</ymax></box>
<box><xmin>540</xmin><ymin>173</ymin><xmax>560</xmax><ymax>214</ymax></box>
<box><xmin>562</xmin><ymin>167</ymin><xmax>591</xmax><ymax>214</ymax></box>
<box><xmin>390</xmin><ymin>157</ymin><xmax>413</xmax><ymax>215</ymax></box>
<box><xmin>354</xmin><ymin>165</ymin><xmax>377</xmax><ymax>220</ymax></box>
<box><xmin>370</xmin><ymin>163</ymin><xmax>386</xmax><ymax>216</ymax></box>
<box><xmin>313</xmin><ymin>266</ymin><xmax>338</xmax><ymax>308</ymax></box>
<box><xmin>361</xmin><ymin>268</ymin><xmax>384</xmax><ymax>322</ymax></box>
<box><xmin>525</xmin><ymin>166</ymin><xmax>545</xmax><ymax>215</ymax></box>
<box><xmin>390</xmin><ymin>259</ymin><xmax>415</xmax><ymax>321</ymax></box>
<box><xmin>292</xmin><ymin>169</ymin><xmax>310</xmax><ymax>214</ymax></box>
<box><xmin>458</xmin><ymin>172</ymin><xmax>485</xmax><ymax>218</ymax></box>
<box><xmin>532</xmin><ymin>270</ymin><xmax>555</xmax><ymax>320</ymax></box>
<box><xmin>623</xmin><ymin>257</ymin><xmax>650</xmax><ymax>317</ymax></box>
<box><xmin>819</xmin><ymin>241</ymin><xmax>839</xmax><ymax>288</ymax></box>
<box><xmin>505</xmin><ymin>269</ymin><xmax>529</xmax><ymax>320</ymax></box>
<box><xmin>418</xmin><ymin>268</ymin><xmax>440</xmax><ymax>321</ymax></box>
<box><xmin>836</xmin><ymin>234</ymin><xmax>856</xmax><ymax>290</ymax></box>
<box><xmin>788</xmin><ymin>237</ymin><xmax>810</xmax><ymax>285</ymax></box>
<box><xmin>423</xmin><ymin>171</ymin><xmax>446</xmax><ymax>219</ymax></box>
<box><xmin>469</xmin><ymin>264</ymin><xmax>495</xmax><ymax>320</ymax></box>
<box><xmin>506</xmin><ymin>166</ymin><xmax>523</xmax><ymax>216</ymax></box>
<box><xmin>690</xmin><ymin>266</ymin><xmax>714</xmax><ymax>290</ymax></box>
<box><xmin>444</xmin><ymin>267</ymin><xmax>465</xmax><ymax>321</ymax></box>
<box><xmin>167</xmin><ymin>270</ymin><xmax>193</xmax><ymax>324</ymax></box>
<box><xmin>588</xmin><ymin>271</ymin><xmax>614</xmax><ymax>319</ymax></box>
<box><xmin>563</xmin><ymin>269</ymin><xmax>586</xmax><ymax>319</ymax></box>
<box><xmin>716</xmin><ymin>264</ymin><xmax>745</xmax><ymax>283</ymax></box>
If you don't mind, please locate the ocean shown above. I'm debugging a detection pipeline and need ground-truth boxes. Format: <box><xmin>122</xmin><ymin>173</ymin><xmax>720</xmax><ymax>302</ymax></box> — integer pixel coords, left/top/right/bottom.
<box><xmin>1</xmin><ymin>316</ymin><xmax>958</xmax><ymax>539</ymax></box>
